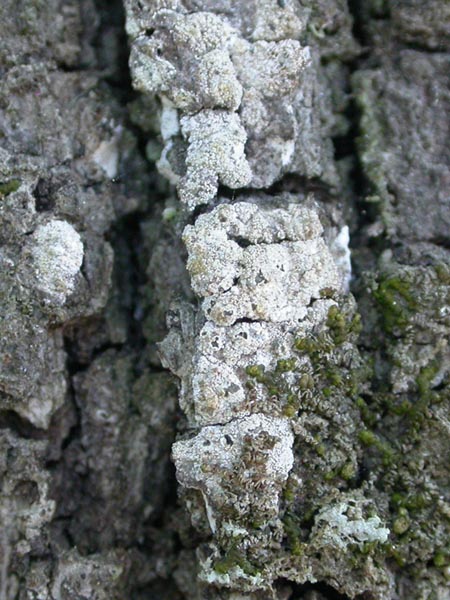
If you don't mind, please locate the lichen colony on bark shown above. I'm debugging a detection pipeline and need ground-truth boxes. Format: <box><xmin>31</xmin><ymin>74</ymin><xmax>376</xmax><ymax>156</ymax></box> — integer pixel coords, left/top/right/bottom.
<box><xmin>126</xmin><ymin>0</ymin><xmax>450</xmax><ymax>598</ymax></box>
<box><xmin>0</xmin><ymin>0</ymin><xmax>448</xmax><ymax>599</ymax></box>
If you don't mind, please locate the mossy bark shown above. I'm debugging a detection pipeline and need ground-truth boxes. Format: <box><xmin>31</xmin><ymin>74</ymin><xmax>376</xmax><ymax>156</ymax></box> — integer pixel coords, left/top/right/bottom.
<box><xmin>0</xmin><ymin>1</ymin><xmax>448</xmax><ymax>599</ymax></box>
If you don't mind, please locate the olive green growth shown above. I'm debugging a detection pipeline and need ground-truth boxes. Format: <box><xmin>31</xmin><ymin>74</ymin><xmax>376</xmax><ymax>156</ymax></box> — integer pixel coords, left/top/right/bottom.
<box><xmin>358</xmin><ymin>429</ymin><xmax>377</xmax><ymax>446</ymax></box>
<box><xmin>245</xmin><ymin>364</ymin><xmax>266</xmax><ymax>383</ymax></box>
<box><xmin>392</xmin><ymin>506</ymin><xmax>410</xmax><ymax>535</ymax></box>
<box><xmin>433</xmin><ymin>551</ymin><xmax>449</xmax><ymax>568</ymax></box>
<box><xmin>372</xmin><ymin>276</ymin><xmax>417</xmax><ymax>334</ymax></box>
<box><xmin>276</xmin><ymin>358</ymin><xmax>297</xmax><ymax>373</ymax></box>
<box><xmin>283</xmin><ymin>512</ymin><xmax>305</xmax><ymax>556</ymax></box>
<box><xmin>213</xmin><ymin>543</ymin><xmax>260</xmax><ymax>577</ymax></box>
<box><xmin>0</xmin><ymin>179</ymin><xmax>20</xmax><ymax>197</ymax></box>
<box><xmin>326</xmin><ymin>305</ymin><xmax>362</xmax><ymax>344</ymax></box>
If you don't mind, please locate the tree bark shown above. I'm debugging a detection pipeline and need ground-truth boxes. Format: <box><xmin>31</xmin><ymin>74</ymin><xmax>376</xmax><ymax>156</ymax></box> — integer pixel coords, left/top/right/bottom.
<box><xmin>0</xmin><ymin>1</ymin><xmax>448</xmax><ymax>599</ymax></box>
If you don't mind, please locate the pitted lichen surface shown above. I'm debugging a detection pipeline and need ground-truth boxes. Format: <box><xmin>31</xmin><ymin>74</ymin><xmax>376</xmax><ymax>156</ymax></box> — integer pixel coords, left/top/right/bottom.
<box><xmin>132</xmin><ymin>28</ymin><xmax>359</xmax><ymax>595</ymax></box>
<box><xmin>127</xmin><ymin>1</ymin><xmax>450</xmax><ymax>599</ymax></box>
<box><xmin>126</xmin><ymin>0</ymin><xmax>344</xmax><ymax>207</ymax></box>
<box><xmin>183</xmin><ymin>202</ymin><xmax>340</xmax><ymax>325</ymax></box>
<box><xmin>2</xmin><ymin>0</ymin><xmax>449</xmax><ymax>598</ymax></box>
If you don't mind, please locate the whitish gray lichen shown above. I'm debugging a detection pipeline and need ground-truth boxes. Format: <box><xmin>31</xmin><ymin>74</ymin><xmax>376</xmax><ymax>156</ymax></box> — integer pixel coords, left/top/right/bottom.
<box><xmin>177</xmin><ymin>112</ymin><xmax>252</xmax><ymax>209</ymax></box>
<box><xmin>126</xmin><ymin>1</ymin><xmax>450</xmax><ymax>598</ymax></box>
<box><xmin>173</xmin><ymin>414</ymin><xmax>294</xmax><ymax>534</ymax></box>
<box><xmin>311</xmin><ymin>497</ymin><xmax>390</xmax><ymax>551</ymax></box>
<box><xmin>129</xmin><ymin>10</ymin><xmax>241</xmax><ymax>112</ymax></box>
<box><xmin>158</xmin><ymin>194</ymin><xmax>351</xmax><ymax>593</ymax></box>
<box><xmin>183</xmin><ymin>201</ymin><xmax>341</xmax><ymax>325</ymax></box>
<box><xmin>159</xmin><ymin>198</ymin><xmax>344</xmax><ymax>429</ymax></box>
<box><xmin>126</xmin><ymin>1</ymin><xmax>336</xmax><ymax>208</ymax></box>
<box><xmin>29</xmin><ymin>220</ymin><xmax>84</xmax><ymax>306</ymax></box>
<box><xmin>124</xmin><ymin>2</ymin><xmax>364</xmax><ymax>598</ymax></box>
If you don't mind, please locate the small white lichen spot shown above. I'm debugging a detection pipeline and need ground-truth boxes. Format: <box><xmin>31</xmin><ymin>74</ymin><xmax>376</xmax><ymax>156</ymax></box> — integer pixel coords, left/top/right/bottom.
<box><xmin>92</xmin><ymin>127</ymin><xmax>122</xmax><ymax>179</ymax></box>
<box><xmin>312</xmin><ymin>501</ymin><xmax>390</xmax><ymax>550</ymax></box>
<box><xmin>331</xmin><ymin>225</ymin><xmax>352</xmax><ymax>292</ymax></box>
<box><xmin>24</xmin><ymin>395</ymin><xmax>55</xmax><ymax>430</ymax></box>
<box><xmin>31</xmin><ymin>220</ymin><xmax>84</xmax><ymax>306</ymax></box>
<box><xmin>250</xmin><ymin>0</ymin><xmax>309</xmax><ymax>41</ymax></box>
<box><xmin>160</xmin><ymin>96</ymin><xmax>180</xmax><ymax>141</ymax></box>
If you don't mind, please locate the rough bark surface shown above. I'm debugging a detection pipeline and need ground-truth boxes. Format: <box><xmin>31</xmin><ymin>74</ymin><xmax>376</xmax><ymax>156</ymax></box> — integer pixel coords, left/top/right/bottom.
<box><xmin>0</xmin><ymin>1</ymin><xmax>448</xmax><ymax>599</ymax></box>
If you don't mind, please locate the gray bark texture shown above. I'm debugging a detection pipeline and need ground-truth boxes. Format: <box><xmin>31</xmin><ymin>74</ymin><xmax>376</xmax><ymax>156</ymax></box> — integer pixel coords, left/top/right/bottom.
<box><xmin>0</xmin><ymin>1</ymin><xmax>449</xmax><ymax>599</ymax></box>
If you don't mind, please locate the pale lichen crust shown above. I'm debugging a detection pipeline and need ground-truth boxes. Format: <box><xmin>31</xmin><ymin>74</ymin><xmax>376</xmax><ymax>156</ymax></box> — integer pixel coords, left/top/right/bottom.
<box><xmin>158</xmin><ymin>193</ymin><xmax>355</xmax><ymax>594</ymax></box>
<box><xmin>183</xmin><ymin>201</ymin><xmax>340</xmax><ymax>325</ymax></box>
<box><xmin>126</xmin><ymin>1</ymin><xmax>344</xmax><ymax>208</ymax></box>
<box><xmin>173</xmin><ymin>414</ymin><xmax>294</xmax><ymax>533</ymax></box>
<box><xmin>124</xmin><ymin>1</ymin><xmax>449</xmax><ymax>599</ymax></box>
<box><xmin>124</xmin><ymin>4</ymin><xmax>357</xmax><ymax>594</ymax></box>
<box><xmin>29</xmin><ymin>220</ymin><xmax>84</xmax><ymax>307</ymax></box>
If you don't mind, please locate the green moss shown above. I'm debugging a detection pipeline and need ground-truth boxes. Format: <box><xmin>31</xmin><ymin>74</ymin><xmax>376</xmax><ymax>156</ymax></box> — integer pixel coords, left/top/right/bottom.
<box><xmin>353</xmin><ymin>72</ymin><xmax>390</xmax><ymax>204</ymax></box>
<box><xmin>294</xmin><ymin>337</ymin><xmax>316</xmax><ymax>354</ymax></box>
<box><xmin>283</xmin><ymin>485</ymin><xmax>295</xmax><ymax>503</ymax></box>
<box><xmin>326</xmin><ymin>369</ymin><xmax>343</xmax><ymax>387</ymax></box>
<box><xmin>433</xmin><ymin>551</ymin><xmax>449</xmax><ymax>568</ymax></box>
<box><xmin>283</xmin><ymin>512</ymin><xmax>305</xmax><ymax>556</ymax></box>
<box><xmin>373</xmin><ymin>276</ymin><xmax>417</xmax><ymax>334</ymax></box>
<box><xmin>435</xmin><ymin>264</ymin><xmax>450</xmax><ymax>285</ymax></box>
<box><xmin>323</xmin><ymin>470</ymin><xmax>337</xmax><ymax>481</ymax></box>
<box><xmin>391</xmin><ymin>492</ymin><xmax>405</xmax><ymax>508</ymax></box>
<box><xmin>392</xmin><ymin>492</ymin><xmax>432</xmax><ymax>514</ymax></box>
<box><xmin>276</xmin><ymin>358</ymin><xmax>296</xmax><ymax>373</ymax></box>
<box><xmin>393</xmin><ymin>360</ymin><xmax>444</xmax><ymax>430</ymax></box>
<box><xmin>358</xmin><ymin>428</ymin><xmax>395</xmax><ymax>464</ymax></box>
<box><xmin>378</xmin><ymin>442</ymin><xmax>395</xmax><ymax>467</ymax></box>
<box><xmin>283</xmin><ymin>404</ymin><xmax>297</xmax><ymax>418</ymax></box>
<box><xmin>416</xmin><ymin>361</ymin><xmax>439</xmax><ymax>402</ymax></box>
<box><xmin>245</xmin><ymin>364</ymin><xmax>266</xmax><ymax>382</ymax></box>
<box><xmin>361</xmin><ymin>540</ymin><xmax>381</xmax><ymax>555</ymax></box>
<box><xmin>298</xmin><ymin>373</ymin><xmax>314</xmax><ymax>390</ymax></box>
<box><xmin>393</xmin><ymin>513</ymin><xmax>410</xmax><ymax>536</ymax></box>
<box><xmin>283</xmin><ymin>392</ymin><xmax>301</xmax><ymax>417</ymax></box>
<box><xmin>388</xmin><ymin>397</ymin><xmax>413</xmax><ymax>417</ymax></box>
<box><xmin>213</xmin><ymin>543</ymin><xmax>260</xmax><ymax>577</ymax></box>
<box><xmin>359</xmin><ymin>429</ymin><xmax>377</xmax><ymax>446</ymax></box>
<box><xmin>320</xmin><ymin>287</ymin><xmax>338</xmax><ymax>300</ymax></box>
<box><xmin>316</xmin><ymin>443</ymin><xmax>326</xmax><ymax>458</ymax></box>
<box><xmin>340</xmin><ymin>462</ymin><xmax>356</xmax><ymax>481</ymax></box>
<box><xmin>267</xmin><ymin>385</ymin><xmax>280</xmax><ymax>397</ymax></box>
<box><xmin>326</xmin><ymin>305</ymin><xmax>347</xmax><ymax>344</ymax></box>
<box><xmin>354</xmin><ymin>396</ymin><xmax>377</xmax><ymax>427</ymax></box>
<box><xmin>326</xmin><ymin>305</ymin><xmax>362</xmax><ymax>345</ymax></box>
<box><xmin>0</xmin><ymin>179</ymin><xmax>20</xmax><ymax>197</ymax></box>
<box><xmin>383</xmin><ymin>543</ymin><xmax>407</xmax><ymax>567</ymax></box>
